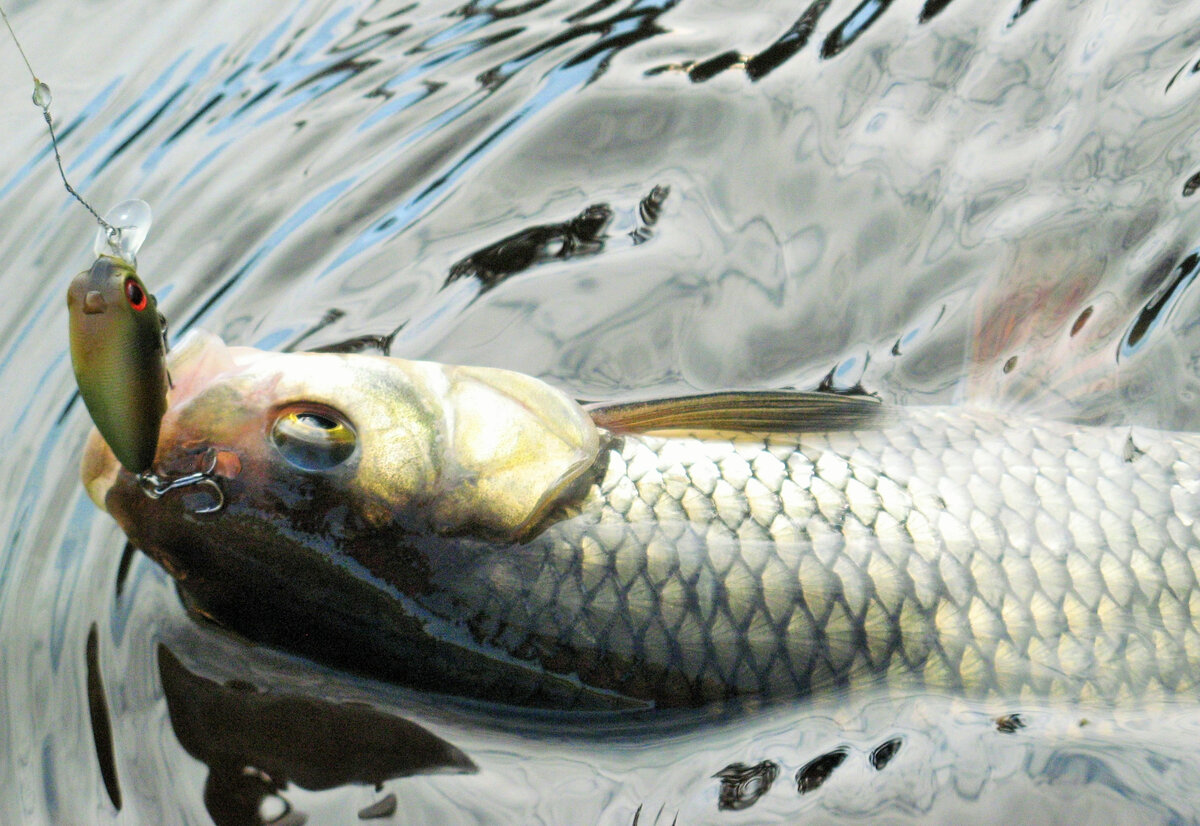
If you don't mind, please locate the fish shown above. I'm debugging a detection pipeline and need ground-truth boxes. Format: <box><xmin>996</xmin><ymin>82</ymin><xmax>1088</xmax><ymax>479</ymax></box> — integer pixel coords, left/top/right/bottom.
<box><xmin>68</xmin><ymin>254</ymin><xmax>168</xmax><ymax>474</ymax></box>
<box><xmin>81</xmin><ymin>330</ymin><xmax>1200</xmax><ymax>711</ymax></box>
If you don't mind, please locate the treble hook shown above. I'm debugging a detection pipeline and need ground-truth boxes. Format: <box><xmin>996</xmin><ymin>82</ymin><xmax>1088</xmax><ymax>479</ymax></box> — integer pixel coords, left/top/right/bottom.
<box><xmin>136</xmin><ymin>447</ymin><xmax>225</xmax><ymax>514</ymax></box>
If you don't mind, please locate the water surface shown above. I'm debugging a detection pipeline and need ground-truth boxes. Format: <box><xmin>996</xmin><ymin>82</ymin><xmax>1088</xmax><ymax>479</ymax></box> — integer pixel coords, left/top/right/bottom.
<box><xmin>5</xmin><ymin>0</ymin><xmax>1200</xmax><ymax>822</ymax></box>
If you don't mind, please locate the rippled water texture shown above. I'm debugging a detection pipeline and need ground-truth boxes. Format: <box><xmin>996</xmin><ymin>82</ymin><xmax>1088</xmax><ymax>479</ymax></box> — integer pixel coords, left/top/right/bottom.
<box><xmin>7</xmin><ymin>0</ymin><xmax>1200</xmax><ymax>822</ymax></box>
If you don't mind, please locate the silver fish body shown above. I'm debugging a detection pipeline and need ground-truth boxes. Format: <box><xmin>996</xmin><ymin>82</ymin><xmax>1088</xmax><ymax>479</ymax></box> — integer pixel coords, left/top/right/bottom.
<box><xmin>82</xmin><ymin>334</ymin><xmax>1200</xmax><ymax>710</ymax></box>
<box><xmin>416</xmin><ymin>409</ymin><xmax>1200</xmax><ymax>708</ymax></box>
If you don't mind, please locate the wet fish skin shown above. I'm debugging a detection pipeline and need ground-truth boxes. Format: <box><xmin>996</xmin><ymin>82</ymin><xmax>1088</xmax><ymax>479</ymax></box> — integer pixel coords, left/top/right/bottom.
<box><xmin>416</xmin><ymin>409</ymin><xmax>1200</xmax><ymax>707</ymax></box>
<box><xmin>81</xmin><ymin>333</ymin><xmax>1200</xmax><ymax>710</ymax></box>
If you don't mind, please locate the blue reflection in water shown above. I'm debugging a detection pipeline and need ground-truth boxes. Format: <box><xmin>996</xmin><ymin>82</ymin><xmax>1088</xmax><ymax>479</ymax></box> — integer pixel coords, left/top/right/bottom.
<box><xmin>198</xmin><ymin>12</ymin><xmax>296</xmax><ymax>141</ymax></box>
<box><xmin>324</xmin><ymin>88</ymin><xmax>492</xmax><ymax>276</ymax></box>
<box><xmin>1119</xmin><ymin>250</ymin><xmax>1200</xmax><ymax>362</ymax></box>
<box><xmin>40</xmin><ymin>743</ymin><xmax>58</xmax><ymax>822</ymax></box>
<box><xmin>358</xmin><ymin>33</ymin><xmax>508</xmax><ymax>132</ymax></box>
<box><xmin>273</xmin><ymin>5</ymin><xmax>354</xmax><ymax>70</ymax></box>
<box><xmin>77</xmin><ymin>53</ymin><xmax>190</xmax><ymax>181</ymax></box>
<box><xmin>241</xmin><ymin>11</ymin><xmax>298</xmax><ymax>77</ymax></box>
<box><xmin>328</xmin><ymin>0</ymin><xmax>676</xmax><ymax>275</ymax></box>
<box><xmin>255</xmin><ymin>326</ymin><xmax>301</xmax><ymax>351</ymax></box>
<box><xmin>178</xmin><ymin>178</ymin><xmax>353</xmax><ymax>331</ymax></box>
<box><xmin>823</xmin><ymin>0</ymin><xmax>894</xmax><ymax>58</ymax></box>
<box><xmin>175</xmin><ymin>138</ymin><xmax>233</xmax><ymax>190</ymax></box>
<box><xmin>163</xmin><ymin>4</ymin><xmax>342</xmax><ymax>150</ymax></box>
<box><xmin>170</xmin><ymin>7</ymin><xmax>349</xmax><ymax>187</ymax></box>
<box><xmin>418</xmin><ymin>8</ymin><xmax>495</xmax><ymax>51</ymax></box>
<box><xmin>253</xmin><ymin>6</ymin><xmax>359</xmax><ymax>124</ymax></box>
<box><xmin>357</xmin><ymin>82</ymin><xmax>440</xmax><ymax>132</ymax></box>
<box><xmin>48</xmin><ymin>494</ymin><xmax>97</xmax><ymax>671</ymax></box>
<box><xmin>0</xmin><ymin>289</ymin><xmax>69</xmax><ymax>417</ymax></box>
<box><xmin>0</xmin><ymin>78</ymin><xmax>119</xmax><ymax>203</ymax></box>
<box><xmin>0</xmin><ymin>372</ymin><xmax>69</xmax><ymax>609</ymax></box>
<box><xmin>843</xmin><ymin>0</ymin><xmax>888</xmax><ymax>39</ymax></box>
<box><xmin>325</xmin><ymin>66</ymin><xmax>597</xmax><ymax>274</ymax></box>
<box><xmin>143</xmin><ymin>45</ymin><xmax>226</xmax><ymax>168</ymax></box>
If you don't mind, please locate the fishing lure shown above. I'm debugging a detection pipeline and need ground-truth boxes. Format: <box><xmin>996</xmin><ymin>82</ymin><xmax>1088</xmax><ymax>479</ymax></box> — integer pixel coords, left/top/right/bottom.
<box><xmin>2</xmin><ymin>4</ymin><xmax>221</xmax><ymax>508</ymax></box>
<box><xmin>67</xmin><ymin>247</ymin><xmax>166</xmax><ymax>475</ymax></box>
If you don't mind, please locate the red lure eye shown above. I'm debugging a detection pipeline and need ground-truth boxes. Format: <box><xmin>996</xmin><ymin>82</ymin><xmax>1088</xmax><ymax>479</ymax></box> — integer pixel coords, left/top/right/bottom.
<box><xmin>124</xmin><ymin>277</ymin><xmax>147</xmax><ymax>312</ymax></box>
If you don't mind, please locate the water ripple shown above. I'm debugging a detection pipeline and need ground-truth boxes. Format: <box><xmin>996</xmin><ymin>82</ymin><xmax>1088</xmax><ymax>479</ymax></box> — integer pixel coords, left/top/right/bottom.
<box><xmin>10</xmin><ymin>0</ymin><xmax>1200</xmax><ymax>822</ymax></box>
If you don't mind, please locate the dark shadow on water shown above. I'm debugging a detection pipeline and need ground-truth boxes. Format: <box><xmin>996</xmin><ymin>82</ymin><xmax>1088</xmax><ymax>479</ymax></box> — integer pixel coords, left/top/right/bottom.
<box><xmin>796</xmin><ymin>746</ymin><xmax>849</xmax><ymax>794</ymax></box>
<box><xmin>444</xmin><ymin>202</ymin><xmax>612</xmax><ymax>291</ymax></box>
<box><xmin>158</xmin><ymin>645</ymin><xmax>475</xmax><ymax>826</ymax></box>
<box><xmin>114</xmin><ymin>541</ymin><xmax>137</xmax><ymax>599</ymax></box>
<box><xmin>86</xmin><ymin>624</ymin><xmax>122</xmax><ymax>812</ymax></box>
<box><xmin>821</xmin><ymin>0</ymin><xmax>896</xmax><ymax>59</ymax></box>
<box><xmin>1008</xmin><ymin>0</ymin><xmax>1041</xmax><ymax>25</ymax></box>
<box><xmin>648</xmin><ymin>0</ymin><xmax>1047</xmax><ymax>83</ymax></box>
<box><xmin>1119</xmin><ymin>249</ymin><xmax>1200</xmax><ymax>361</ymax></box>
<box><xmin>747</xmin><ymin>0</ymin><xmax>832</xmax><ymax>79</ymax></box>
<box><xmin>918</xmin><ymin>0</ymin><xmax>956</xmax><ymax>23</ymax></box>
<box><xmin>869</xmin><ymin>736</ymin><xmax>903</xmax><ymax>770</ymax></box>
<box><xmin>292</xmin><ymin>186</ymin><xmax>668</xmax><ymax>356</ymax></box>
<box><xmin>649</xmin><ymin>0</ymin><xmax>834</xmax><ymax>82</ymax></box>
<box><xmin>715</xmin><ymin>760</ymin><xmax>779</xmax><ymax>810</ymax></box>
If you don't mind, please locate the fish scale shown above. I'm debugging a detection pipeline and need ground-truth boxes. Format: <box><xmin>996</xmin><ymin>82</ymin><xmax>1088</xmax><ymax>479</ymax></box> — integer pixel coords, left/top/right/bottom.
<box><xmin>435</xmin><ymin>407</ymin><xmax>1200</xmax><ymax>707</ymax></box>
<box><xmin>81</xmin><ymin>334</ymin><xmax>1200</xmax><ymax>708</ymax></box>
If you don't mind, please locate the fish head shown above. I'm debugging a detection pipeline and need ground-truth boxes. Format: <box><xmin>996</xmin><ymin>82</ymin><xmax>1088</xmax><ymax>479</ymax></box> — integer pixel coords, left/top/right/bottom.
<box><xmin>83</xmin><ymin>329</ymin><xmax>601</xmax><ymax>582</ymax></box>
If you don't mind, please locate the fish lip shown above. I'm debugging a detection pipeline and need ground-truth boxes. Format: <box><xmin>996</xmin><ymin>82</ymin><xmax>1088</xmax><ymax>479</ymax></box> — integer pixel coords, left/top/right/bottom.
<box><xmin>80</xmin><ymin>329</ymin><xmax>252</xmax><ymax>511</ymax></box>
<box><xmin>82</xmin><ymin>428</ymin><xmax>119</xmax><ymax>511</ymax></box>
<box><xmin>165</xmin><ymin>329</ymin><xmax>241</xmax><ymax>409</ymax></box>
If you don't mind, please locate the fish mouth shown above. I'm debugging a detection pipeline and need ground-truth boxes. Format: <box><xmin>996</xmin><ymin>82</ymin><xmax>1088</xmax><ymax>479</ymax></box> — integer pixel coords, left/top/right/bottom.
<box><xmin>81</xmin><ymin>329</ymin><xmax>254</xmax><ymax>511</ymax></box>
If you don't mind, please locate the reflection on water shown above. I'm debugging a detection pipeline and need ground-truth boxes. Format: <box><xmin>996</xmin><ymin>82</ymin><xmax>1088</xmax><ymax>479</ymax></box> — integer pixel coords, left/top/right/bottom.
<box><xmin>1120</xmin><ymin>248</ymin><xmax>1200</xmax><ymax>361</ymax></box>
<box><xmin>95</xmin><ymin>617</ymin><xmax>1200</xmax><ymax>824</ymax></box>
<box><xmin>7</xmin><ymin>0</ymin><xmax>1200</xmax><ymax>822</ymax></box>
<box><xmin>714</xmin><ymin>759</ymin><xmax>779</xmax><ymax>810</ymax></box>
<box><xmin>85</xmin><ymin>625</ymin><xmax>121</xmax><ymax>812</ymax></box>
<box><xmin>157</xmin><ymin>646</ymin><xmax>474</xmax><ymax>825</ymax></box>
<box><xmin>298</xmin><ymin>184</ymin><xmax>668</xmax><ymax>354</ymax></box>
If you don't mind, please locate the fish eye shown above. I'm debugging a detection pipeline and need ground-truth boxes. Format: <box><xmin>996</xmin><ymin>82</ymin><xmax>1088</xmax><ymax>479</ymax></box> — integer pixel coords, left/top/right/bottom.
<box><xmin>271</xmin><ymin>406</ymin><xmax>356</xmax><ymax>471</ymax></box>
<box><xmin>124</xmin><ymin>277</ymin><xmax>147</xmax><ymax>311</ymax></box>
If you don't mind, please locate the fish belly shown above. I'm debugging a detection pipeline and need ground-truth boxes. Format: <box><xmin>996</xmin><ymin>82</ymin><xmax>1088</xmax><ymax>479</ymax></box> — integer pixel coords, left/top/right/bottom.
<box><xmin>439</xmin><ymin>408</ymin><xmax>1200</xmax><ymax>708</ymax></box>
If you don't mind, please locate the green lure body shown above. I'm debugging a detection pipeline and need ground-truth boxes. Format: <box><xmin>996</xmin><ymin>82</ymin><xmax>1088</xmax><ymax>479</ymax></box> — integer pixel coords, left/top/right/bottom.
<box><xmin>68</xmin><ymin>255</ymin><xmax>167</xmax><ymax>474</ymax></box>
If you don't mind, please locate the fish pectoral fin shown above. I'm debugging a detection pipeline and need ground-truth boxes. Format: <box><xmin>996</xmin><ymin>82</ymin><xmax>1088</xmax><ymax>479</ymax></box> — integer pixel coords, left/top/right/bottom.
<box><xmin>585</xmin><ymin>391</ymin><xmax>887</xmax><ymax>434</ymax></box>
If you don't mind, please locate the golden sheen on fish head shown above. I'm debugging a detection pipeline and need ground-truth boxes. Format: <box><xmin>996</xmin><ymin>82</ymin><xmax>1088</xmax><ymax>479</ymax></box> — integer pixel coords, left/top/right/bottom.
<box><xmin>68</xmin><ymin>255</ymin><xmax>167</xmax><ymax>474</ymax></box>
<box><xmin>83</xmin><ymin>329</ymin><xmax>601</xmax><ymax>550</ymax></box>
<box><xmin>81</xmin><ymin>332</ymin><xmax>605</xmax><ymax>704</ymax></box>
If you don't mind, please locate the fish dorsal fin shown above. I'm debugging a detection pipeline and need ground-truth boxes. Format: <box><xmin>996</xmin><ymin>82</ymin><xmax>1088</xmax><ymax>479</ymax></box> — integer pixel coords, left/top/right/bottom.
<box><xmin>585</xmin><ymin>391</ymin><xmax>886</xmax><ymax>434</ymax></box>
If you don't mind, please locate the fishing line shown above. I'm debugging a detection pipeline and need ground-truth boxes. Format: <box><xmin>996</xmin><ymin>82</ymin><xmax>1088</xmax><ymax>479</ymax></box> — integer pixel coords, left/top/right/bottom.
<box><xmin>12</xmin><ymin>5</ymin><xmax>191</xmax><ymax>505</ymax></box>
<box><xmin>0</xmin><ymin>3</ymin><xmax>120</xmax><ymax>245</ymax></box>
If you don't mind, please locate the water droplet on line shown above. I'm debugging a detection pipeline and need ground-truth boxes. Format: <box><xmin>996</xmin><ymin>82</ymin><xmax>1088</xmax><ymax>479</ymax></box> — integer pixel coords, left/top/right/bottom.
<box><xmin>32</xmin><ymin>80</ymin><xmax>50</xmax><ymax>109</ymax></box>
